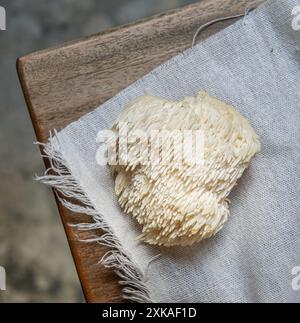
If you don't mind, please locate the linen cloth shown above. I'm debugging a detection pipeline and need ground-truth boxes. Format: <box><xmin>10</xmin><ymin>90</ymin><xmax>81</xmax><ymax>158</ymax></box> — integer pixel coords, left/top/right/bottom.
<box><xmin>46</xmin><ymin>0</ymin><xmax>300</xmax><ymax>302</ymax></box>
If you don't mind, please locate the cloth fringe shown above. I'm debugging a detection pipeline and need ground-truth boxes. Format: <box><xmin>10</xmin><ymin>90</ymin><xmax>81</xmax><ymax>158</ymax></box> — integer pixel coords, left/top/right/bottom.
<box><xmin>35</xmin><ymin>131</ymin><xmax>152</xmax><ymax>303</ymax></box>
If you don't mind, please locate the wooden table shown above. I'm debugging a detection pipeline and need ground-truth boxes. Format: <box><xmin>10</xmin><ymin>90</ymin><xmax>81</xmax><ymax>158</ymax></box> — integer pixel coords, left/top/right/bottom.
<box><xmin>17</xmin><ymin>0</ymin><xmax>264</xmax><ymax>303</ymax></box>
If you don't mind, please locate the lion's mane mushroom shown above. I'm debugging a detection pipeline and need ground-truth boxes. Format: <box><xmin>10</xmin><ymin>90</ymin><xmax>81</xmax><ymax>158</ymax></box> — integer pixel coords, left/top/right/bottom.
<box><xmin>110</xmin><ymin>91</ymin><xmax>260</xmax><ymax>247</ymax></box>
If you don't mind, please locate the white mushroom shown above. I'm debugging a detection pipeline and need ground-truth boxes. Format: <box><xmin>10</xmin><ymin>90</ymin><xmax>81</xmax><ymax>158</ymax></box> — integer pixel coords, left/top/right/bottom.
<box><xmin>110</xmin><ymin>91</ymin><xmax>260</xmax><ymax>246</ymax></box>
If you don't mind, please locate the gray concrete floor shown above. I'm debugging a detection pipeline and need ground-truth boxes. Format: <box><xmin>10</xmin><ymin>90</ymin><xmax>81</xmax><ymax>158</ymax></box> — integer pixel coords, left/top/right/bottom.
<box><xmin>0</xmin><ymin>0</ymin><xmax>197</xmax><ymax>302</ymax></box>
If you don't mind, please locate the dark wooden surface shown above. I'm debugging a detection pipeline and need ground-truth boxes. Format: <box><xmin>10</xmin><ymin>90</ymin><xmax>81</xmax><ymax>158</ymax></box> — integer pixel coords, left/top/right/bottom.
<box><xmin>17</xmin><ymin>0</ymin><xmax>264</xmax><ymax>303</ymax></box>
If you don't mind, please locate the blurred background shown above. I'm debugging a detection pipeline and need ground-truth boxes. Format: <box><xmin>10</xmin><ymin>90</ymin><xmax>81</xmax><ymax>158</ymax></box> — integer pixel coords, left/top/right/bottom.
<box><xmin>0</xmin><ymin>0</ymin><xmax>198</xmax><ymax>302</ymax></box>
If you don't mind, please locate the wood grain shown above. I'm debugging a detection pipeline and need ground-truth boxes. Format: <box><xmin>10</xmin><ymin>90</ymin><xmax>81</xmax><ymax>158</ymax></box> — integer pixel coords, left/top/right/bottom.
<box><xmin>17</xmin><ymin>0</ymin><xmax>264</xmax><ymax>303</ymax></box>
